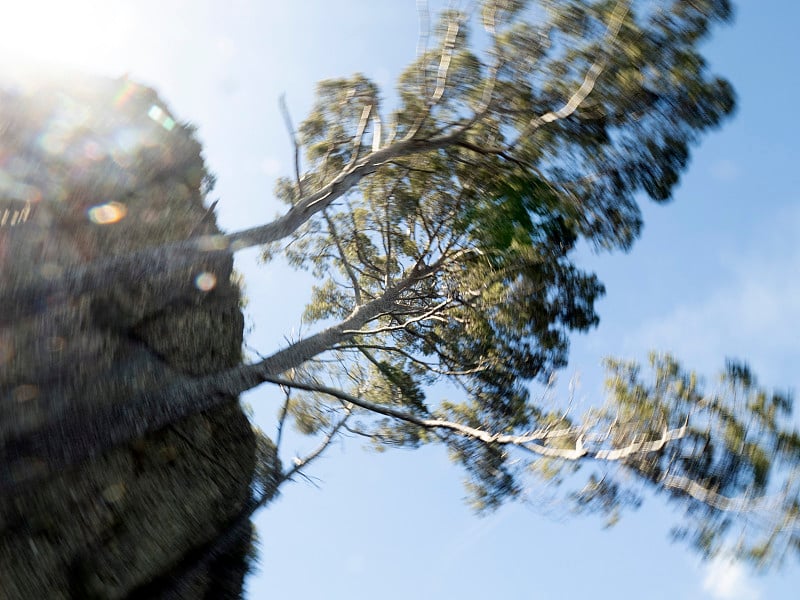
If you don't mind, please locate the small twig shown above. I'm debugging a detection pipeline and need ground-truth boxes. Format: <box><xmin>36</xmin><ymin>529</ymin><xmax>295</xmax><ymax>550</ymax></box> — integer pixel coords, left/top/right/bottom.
<box><xmin>279</xmin><ymin>94</ymin><xmax>304</xmax><ymax>197</ymax></box>
<box><xmin>186</xmin><ymin>200</ymin><xmax>219</xmax><ymax>238</ymax></box>
<box><xmin>323</xmin><ymin>209</ymin><xmax>363</xmax><ymax>306</ymax></box>
<box><xmin>275</xmin><ymin>384</ymin><xmax>292</xmax><ymax>453</ymax></box>
<box><xmin>282</xmin><ymin>406</ymin><xmax>353</xmax><ymax>482</ymax></box>
<box><xmin>405</xmin><ymin>11</ymin><xmax>463</xmax><ymax>140</ymax></box>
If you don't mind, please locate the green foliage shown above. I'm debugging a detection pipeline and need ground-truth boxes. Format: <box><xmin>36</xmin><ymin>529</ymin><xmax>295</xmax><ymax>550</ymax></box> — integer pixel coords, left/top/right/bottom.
<box><xmin>593</xmin><ymin>354</ymin><xmax>800</xmax><ymax>566</ymax></box>
<box><xmin>259</xmin><ymin>0</ymin><xmax>798</xmax><ymax>567</ymax></box>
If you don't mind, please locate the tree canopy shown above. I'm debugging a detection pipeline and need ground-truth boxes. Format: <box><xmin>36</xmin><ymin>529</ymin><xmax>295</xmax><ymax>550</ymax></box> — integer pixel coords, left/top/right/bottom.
<box><xmin>256</xmin><ymin>0</ymin><xmax>796</xmax><ymax>567</ymax></box>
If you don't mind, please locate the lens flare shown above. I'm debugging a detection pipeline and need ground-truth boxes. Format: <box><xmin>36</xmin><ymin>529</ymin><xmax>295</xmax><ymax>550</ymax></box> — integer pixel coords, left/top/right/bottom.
<box><xmin>194</xmin><ymin>271</ymin><xmax>217</xmax><ymax>292</ymax></box>
<box><xmin>148</xmin><ymin>104</ymin><xmax>176</xmax><ymax>131</ymax></box>
<box><xmin>87</xmin><ymin>201</ymin><xmax>127</xmax><ymax>224</ymax></box>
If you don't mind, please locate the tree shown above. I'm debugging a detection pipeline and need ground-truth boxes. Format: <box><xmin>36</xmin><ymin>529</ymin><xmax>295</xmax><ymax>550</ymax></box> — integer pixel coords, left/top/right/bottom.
<box><xmin>2</xmin><ymin>0</ymin><xmax>799</xmax><ymax>596</ymax></box>
<box><xmin>0</xmin><ymin>70</ymin><xmax>259</xmax><ymax>598</ymax></box>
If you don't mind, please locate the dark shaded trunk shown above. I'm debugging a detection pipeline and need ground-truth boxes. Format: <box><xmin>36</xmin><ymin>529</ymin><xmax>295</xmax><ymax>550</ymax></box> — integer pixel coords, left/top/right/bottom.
<box><xmin>0</xmin><ymin>69</ymin><xmax>265</xmax><ymax>599</ymax></box>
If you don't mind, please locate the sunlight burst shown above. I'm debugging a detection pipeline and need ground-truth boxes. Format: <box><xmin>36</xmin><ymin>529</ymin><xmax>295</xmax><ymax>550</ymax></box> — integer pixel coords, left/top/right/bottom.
<box><xmin>0</xmin><ymin>1</ymin><xmax>137</xmax><ymax>73</ymax></box>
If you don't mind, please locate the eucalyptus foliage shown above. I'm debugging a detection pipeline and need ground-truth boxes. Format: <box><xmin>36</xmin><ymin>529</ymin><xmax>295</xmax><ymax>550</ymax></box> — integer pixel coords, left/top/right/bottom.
<box><xmin>257</xmin><ymin>0</ymin><xmax>800</xmax><ymax>567</ymax></box>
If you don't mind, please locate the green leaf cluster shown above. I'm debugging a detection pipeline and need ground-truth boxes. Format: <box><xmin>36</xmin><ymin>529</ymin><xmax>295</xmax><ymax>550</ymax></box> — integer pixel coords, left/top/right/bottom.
<box><xmin>256</xmin><ymin>0</ymin><xmax>799</xmax><ymax>567</ymax></box>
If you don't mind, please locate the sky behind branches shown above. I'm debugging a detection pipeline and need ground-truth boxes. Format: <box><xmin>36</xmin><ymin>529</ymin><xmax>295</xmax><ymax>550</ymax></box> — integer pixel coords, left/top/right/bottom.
<box><xmin>3</xmin><ymin>1</ymin><xmax>799</xmax><ymax>598</ymax></box>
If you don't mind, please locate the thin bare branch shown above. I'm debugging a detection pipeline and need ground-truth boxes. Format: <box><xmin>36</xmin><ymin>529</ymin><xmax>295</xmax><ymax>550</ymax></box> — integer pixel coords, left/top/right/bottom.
<box><xmin>323</xmin><ymin>210</ymin><xmax>363</xmax><ymax>305</ymax></box>
<box><xmin>406</xmin><ymin>10</ymin><xmax>464</xmax><ymax>140</ymax></box>
<box><xmin>279</xmin><ymin>93</ymin><xmax>304</xmax><ymax>197</ymax></box>
<box><xmin>282</xmin><ymin>406</ymin><xmax>353</xmax><ymax>482</ymax></box>
<box><xmin>431</xmin><ymin>17</ymin><xmax>461</xmax><ymax>105</ymax></box>
<box><xmin>275</xmin><ymin>384</ymin><xmax>292</xmax><ymax>452</ymax></box>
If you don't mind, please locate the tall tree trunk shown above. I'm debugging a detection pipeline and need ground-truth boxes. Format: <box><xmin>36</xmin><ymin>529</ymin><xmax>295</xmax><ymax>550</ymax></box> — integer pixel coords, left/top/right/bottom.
<box><xmin>0</xmin><ymin>69</ymin><xmax>262</xmax><ymax>599</ymax></box>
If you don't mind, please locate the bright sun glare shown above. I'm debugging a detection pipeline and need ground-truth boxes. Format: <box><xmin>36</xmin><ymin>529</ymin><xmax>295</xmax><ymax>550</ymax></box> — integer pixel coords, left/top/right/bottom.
<box><xmin>1</xmin><ymin>1</ymin><xmax>137</xmax><ymax>73</ymax></box>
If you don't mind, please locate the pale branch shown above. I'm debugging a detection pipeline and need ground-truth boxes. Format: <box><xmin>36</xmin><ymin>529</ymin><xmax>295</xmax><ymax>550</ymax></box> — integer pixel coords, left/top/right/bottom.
<box><xmin>341</xmin><ymin>296</ymin><xmax>454</xmax><ymax>335</ymax></box>
<box><xmin>282</xmin><ymin>405</ymin><xmax>353</xmax><ymax>483</ymax></box>
<box><xmin>259</xmin><ymin>375</ymin><xmax>690</xmax><ymax>465</ymax></box>
<box><xmin>406</xmin><ymin>10</ymin><xmax>463</xmax><ymax>140</ymax></box>
<box><xmin>474</xmin><ymin>40</ymin><xmax>504</xmax><ymax>116</ymax></box>
<box><xmin>661</xmin><ymin>473</ymin><xmax>795</xmax><ymax>516</ymax></box>
<box><xmin>431</xmin><ymin>17</ymin><xmax>461</xmax><ymax>105</ymax></box>
<box><xmin>517</xmin><ymin>0</ymin><xmax>629</xmax><ymax>142</ymax></box>
<box><xmin>593</xmin><ymin>422</ymin><xmax>688</xmax><ymax>460</ymax></box>
<box><xmin>346</xmin><ymin>104</ymin><xmax>374</xmax><ymax>171</ymax></box>
<box><xmin>372</xmin><ymin>111</ymin><xmax>383</xmax><ymax>152</ymax></box>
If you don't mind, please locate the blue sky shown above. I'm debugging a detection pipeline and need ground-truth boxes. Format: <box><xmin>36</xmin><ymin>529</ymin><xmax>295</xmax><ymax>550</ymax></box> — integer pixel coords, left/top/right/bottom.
<box><xmin>3</xmin><ymin>1</ymin><xmax>799</xmax><ymax>598</ymax></box>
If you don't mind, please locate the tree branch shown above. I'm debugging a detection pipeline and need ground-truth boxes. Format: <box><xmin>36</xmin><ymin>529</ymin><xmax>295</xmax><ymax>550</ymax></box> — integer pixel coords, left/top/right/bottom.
<box><xmin>342</xmin><ymin>296</ymin><xmax>454</xmax><ymax>335</ymax></box>
<box><xmin>661</xmin><ymin>473</ymin><xmax>793</xmax><ymax>515</ymax></box>
<box><xmin>279</xmin><ymin>93</ymin><xmax>304</xmax><ymax>197</ymax></box>
<box><xmin>517</xmin><ymin>0</ymin><xmax>629</xmax><ymax>142</ymax></box>
<box><xmin>323</xmin><ymin>210</ymin><xmax>363</xmax><ymax>305</ymax></box>
<box><xmin>281</xmin><ymin>406</ymin><xmax>352</xmax><ymax>483</ymax></box>
<box><xmin>259</xmin><ymin>375</ymin><xmax>689</xmax><ymax>464</ymax></box>
<box><xmin>346</xmin><ymin>104</ymin><xmax>373</xmax><ymax>170</ymax></box>
<box><xmin>275</xmin><ymin>384</ymin><xmax>292</xmax><ymax>454</ymax></box>
<box><xmin>0</xmin><ymin>128</ymin><xmax>470</xmax><ymax>322</ymax></box>
<box><xmin>0</xmin><ymin>263</ymin><xmax>440</xmax><ymax>494</ymax></box>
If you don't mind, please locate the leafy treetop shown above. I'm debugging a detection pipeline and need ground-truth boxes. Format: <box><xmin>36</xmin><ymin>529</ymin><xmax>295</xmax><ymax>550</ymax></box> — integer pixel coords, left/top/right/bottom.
<box><xmin>257</xmin><ymin>0</ymin><xmax>798</xmax><ymax>568</ymax></box>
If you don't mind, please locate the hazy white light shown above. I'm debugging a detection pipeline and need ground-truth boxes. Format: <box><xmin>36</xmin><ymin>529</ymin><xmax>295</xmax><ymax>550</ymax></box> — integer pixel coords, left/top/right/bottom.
<box><xmin>702</xmin><ymin>556</ymin><xmax>762</xmax><ymax>600</ymax></box>
<box><xmin>148</xmin><ymin>105</ymin><xmax>176</xmax><ymax>131</ymax></box>
<box><xmin>0</xmin><ymin>1</ymin><xmax>137</xmax><ymax>73</ymax></box>
<box><xmin>148</xmin><ymin>105</ymin><xmax>165</xmax><ymax>121</ymax></box>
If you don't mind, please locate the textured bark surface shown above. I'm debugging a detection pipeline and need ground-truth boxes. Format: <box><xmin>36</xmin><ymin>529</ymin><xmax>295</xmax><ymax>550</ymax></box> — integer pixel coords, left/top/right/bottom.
<box><xmin>0</xmin><ymin>68</ymin><xmax>259</xmax><ymax>599</ymax></box>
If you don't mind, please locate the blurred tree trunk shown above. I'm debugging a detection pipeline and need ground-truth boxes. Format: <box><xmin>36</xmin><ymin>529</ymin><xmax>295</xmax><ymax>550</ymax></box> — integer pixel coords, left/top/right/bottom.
<box><xmin>0</xmin><ymin>69</ymin><xmax>264</xmax><ymax>599</ymax></box>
